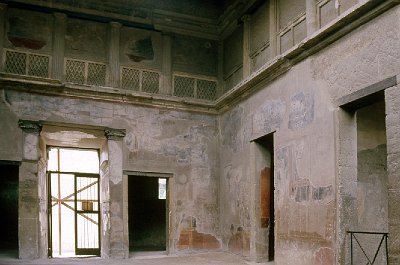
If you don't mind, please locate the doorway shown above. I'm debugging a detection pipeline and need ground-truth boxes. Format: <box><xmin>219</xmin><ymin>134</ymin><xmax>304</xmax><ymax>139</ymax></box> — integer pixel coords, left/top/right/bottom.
<box><xmin>128</xmin><ymin>176</ymin><xmax>167</xmax><ymax>252</ymax></box>
<box><xmin>255</xmin><ymin>133</ymin><xmax>275</xmax><ymax>261</ymax></box>
<box><xmin>47</xmin><ymin>147</ymin><xmax>100</xmax><ymax>257</ymax></box>
<box><xmin>0</xmin><ymin>162</ymin><xmax>19</xmax><ymax>257</ymax></box>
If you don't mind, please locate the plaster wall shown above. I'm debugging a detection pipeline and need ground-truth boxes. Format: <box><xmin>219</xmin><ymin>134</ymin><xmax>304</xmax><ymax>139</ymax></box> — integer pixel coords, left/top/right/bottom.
<box><xmin>218</xmin><ymin>5</ymin><xmax>400</xmax><ymax>264</ymax></box>
<box><xmin>2</xmin><ymin>89</ymin><xmax>220</xmax><ymax>255</ymax></box>
<box><xmin>5</xmin><ymin>8</ymin><xmax>53</xmax><ymax>54</ymax></box>
<box><xmin>65</xmin><ymin>18</ymin><xmax>108</xmax><ymax>62</ymax></box>
<box><xmin>278</xmin><ymin>0</ymin><xmax>306</xmax><ymax>29</ymax></box>
<box><xmin>120</xmin><ymin>27</ymin><xmax>163</xmax><ymax>71</ymax></box>
<box><xmin>172</xmin><ymin>34</ymin><xmax>218</xmax><ymax>77</ymax></box>
<box><xmin>0</xmin><ymin>89</ymin><xmax>22</xmax><ymax>162</ymax></box>
<box><xmin>249</xmin><ymin>1</ymin><xmax>270</xmax><ymax>55</ymax></box>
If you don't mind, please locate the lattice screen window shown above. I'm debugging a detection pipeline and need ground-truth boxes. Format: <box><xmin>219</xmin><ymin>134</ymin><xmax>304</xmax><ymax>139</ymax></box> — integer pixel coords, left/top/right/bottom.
<box><xmin>174</xmin><ymin>76</ymin><xmax>195</xmax><ymax>98</ymax></box>
<box><xmin>66</xmin><ymin>60</ymin><xmax>85</xmax><ymax>84</ymax></box>
<box><xmin>5</xmin><ymin>51</ymin><xmax>26</xmax><ymax>75</ymax></box>
<box><xmin>197</xmin><ymin>79</ymin><xmax>217</xmax><ymax>100</ymax></box>
<box><xmin>65</xmin><ymin>59</ymin><xmax>106</xmax><ymax>86</ymax></box>
<box><xmin>121</xmin><ymin>67</ymin><xmax>140</xmax><ymax>91</ymax></box>
<box><xmin>87</xmin><ymin>63</ymin><xmax>106</xmax><ymax>86</ymax></box>
<box><xmin>4</xmin><ymin>50</ymin><xmax>50</xmax><ymax>78</ymax></box>
<box><xmin>28</xmin><ymin>54</ymin><xmax>50</xmax><ymax>78</ymax></box>
<box><xmin>142</xmin><ymin>71</ymin><xmax>159</xmax><ymax>94</ymax></box>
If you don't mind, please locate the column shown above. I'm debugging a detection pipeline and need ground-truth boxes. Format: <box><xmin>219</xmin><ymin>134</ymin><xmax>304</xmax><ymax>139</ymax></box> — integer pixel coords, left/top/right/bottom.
<box><xmin>52</xmin><ymin>12</ymin><xmax>67</xmax><ymax>81</ymax></box>
<box><xmin>161</xmin><ymin>32</ymin><xmax>172</xmax><ymax>95</ymax></box>
<box><xmin>104</xmin><ymin>128</ymin><xmax>127</xmax><ymax>258</ymax></box>
<box><xmin>108</xmin><ymin>22</ymin><xmax>121</xmax><ymax>88</ymax></box>
<box><xmin>0</xmin><ymin>4</ymin><xmax>7</xmax><ymax>72</ymax></box>
<box><xmin>269</xmin><ymin>0</ymin><xmax>278</xmax><ymax>58</ymax></box>
<box><xmin>242</xmin><ymin>15</ymin><xmax>251</xmax><ymax>79</ymax></box>
<box><xmin>385</xmin><ymin>85</ymin><xmax>400</xmax><ymax>264</ymax></box>
<box><xmin>306</xmin><ymin>0</ymin><xmax>318</xmax><ymax>36</ymax></box>
<box><xmin>18</xmin><ymin>120</ymin><xmax>42</xmax><ymax>259</ymax></box>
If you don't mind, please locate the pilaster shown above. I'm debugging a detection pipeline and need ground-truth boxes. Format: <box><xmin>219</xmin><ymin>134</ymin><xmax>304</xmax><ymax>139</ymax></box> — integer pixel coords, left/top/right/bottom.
<box><xmin>161</xmin><ymin>32</ymin><xmax>172</xmax><ymax>95</ymax></box>
<box><xmin>217</xmin><ymin>40</ymin><xmax>224</xmax><ymax>97</ymax></box>
<box><xmin>52</xmin><ymin>12</ymin><xmax>67</xmax><ymax>81</ymax></box>
<box><xmin>108</xmin><ymin>22</ymin><xmax>121</xmax><ymax>88</ymax></box>
<box><xmin>0</xmin><ymin>4</ymin><xmax>6</xmax><ymax>72</ymax></box>
<box><xmin>18</xmin><ymin>120</ymin><xmax>42</xmax><ymax>259</ymax></box>
<box><xmin>104</xmin><ymin>128</ymin><xmax>127</xmax><ymax>258</ymax></box>
<box><xmin>241</xmin><ymin>15</ymin><xmax>251</xmax><ymax>79</ymax></box>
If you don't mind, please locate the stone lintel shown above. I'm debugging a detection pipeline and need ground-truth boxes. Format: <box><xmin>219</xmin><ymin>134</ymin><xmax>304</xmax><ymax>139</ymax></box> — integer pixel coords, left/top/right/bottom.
<box><xmin>18</xmin><ymin>120</ymin><xmax>42</xmax><ymax>135</ymax></box>
<box><xmin>105</xmin><ymin>128</ymin><xmax>126</xmax><ymax>140</ymax></box>
<box><xmin>337</xmin><ymin>76</ymin><xmax>397</xmax><ymax>111</ymax></box>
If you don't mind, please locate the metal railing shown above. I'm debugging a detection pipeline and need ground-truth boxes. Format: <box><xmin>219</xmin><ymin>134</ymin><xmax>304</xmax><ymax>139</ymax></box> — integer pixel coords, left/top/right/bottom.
<box><xmin>348</xmin><ymin>231</ymin><xmax>388</xmax><ymax>265</ymax></box>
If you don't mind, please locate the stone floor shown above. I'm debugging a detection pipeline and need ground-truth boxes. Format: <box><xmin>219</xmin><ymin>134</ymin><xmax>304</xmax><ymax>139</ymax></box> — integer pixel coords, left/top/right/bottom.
<box><xmin>0</xmin><ymin>251</ymin><xmax>275</xmax><ymax>265</ymax></box>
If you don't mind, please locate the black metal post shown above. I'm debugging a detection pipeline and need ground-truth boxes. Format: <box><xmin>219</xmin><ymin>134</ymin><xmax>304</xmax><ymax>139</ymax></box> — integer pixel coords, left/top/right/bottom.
<box><xmin>350</xmin><ymin>232</ymin><xmax>353</xmax><ymax>265</ymax></box>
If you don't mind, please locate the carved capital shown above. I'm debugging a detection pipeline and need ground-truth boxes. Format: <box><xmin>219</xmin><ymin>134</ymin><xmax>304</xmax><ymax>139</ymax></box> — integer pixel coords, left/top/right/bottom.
<box><xmin>105</xmin><ymin>128</ymin><xmax>126</xmax><ymax>140</ymax></box>
<box><xmin>241</xmin><ymin>14</ymin><xmax>251</xmax><ymax>23</ymax></box>
<box><xmin>110</xmin><ymin>21</ymin><xmax>122</xmax><ymax>29</ymax></box>
<box><xmin>53</xmin><ymin>12</ymin><xmax>67</xmax><ymax>21</ymax></box>
<box><xmin>18</xmin><ymin>120</ymin><xmax>42</xmax><ymax>135</ymax></box>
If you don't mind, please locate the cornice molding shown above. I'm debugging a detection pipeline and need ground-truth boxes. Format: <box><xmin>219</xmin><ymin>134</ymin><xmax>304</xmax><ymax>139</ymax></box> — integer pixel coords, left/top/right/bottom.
<box><xmin>1</xmin><ymin>0</ymin><xmax>398</xmax><ymax>115</ymax></box>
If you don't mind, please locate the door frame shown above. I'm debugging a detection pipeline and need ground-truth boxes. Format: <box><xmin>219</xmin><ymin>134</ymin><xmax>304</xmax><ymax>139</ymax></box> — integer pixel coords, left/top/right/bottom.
<box><xmin>123</xmin><ymin>171</ymin><xmax>173</xmax><ymax>254</ymax></box>
<box><xmin>46</xmin><ymin>146</ymin><xmax>101</xmax><ymax>257</ymax></box>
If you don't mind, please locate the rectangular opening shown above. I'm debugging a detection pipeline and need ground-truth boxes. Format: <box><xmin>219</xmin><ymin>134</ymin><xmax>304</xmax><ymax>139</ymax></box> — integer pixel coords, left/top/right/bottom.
<box><xmin>354</xmin><ymin>101</ymin><xmax>388</xmax><ymax>263</ymax></box>
<box><xmin>0</xmin><ymin>162</ymin><xmax>19</xmax><ymax>258</ymax></box>
<box><xmin>47</xmin><ymin>147</ymin><xmax>100</xmax><ymax>258</ymax></box>
<box><xmin>128</xmin><ymin>175</ymin><xmax>168</xmax><ymax>252</ymax></box>
<box><xmin>255</xmin><ymin>133</ymin><xmax>275</xmax><ymax>261</ymax></box>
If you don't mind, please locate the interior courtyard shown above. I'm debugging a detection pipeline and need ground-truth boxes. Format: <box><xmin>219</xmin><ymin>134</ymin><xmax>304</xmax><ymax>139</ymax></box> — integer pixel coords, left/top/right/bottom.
<box><xmin>0</xmin><ymin>0</ymin><xmax>399</xmax><ymax>264</ymax></box>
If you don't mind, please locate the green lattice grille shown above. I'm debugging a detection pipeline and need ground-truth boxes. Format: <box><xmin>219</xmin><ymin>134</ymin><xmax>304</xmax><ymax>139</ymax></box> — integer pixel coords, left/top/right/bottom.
<box><xmin>66</xmin><ymin>60</ymin><xmax>85</xmax><ymax>84</ymax></box>
<box><xmin>5</xmin><ymin>51</ymin><xmax>27</xmax><ymax>75</ymax></box>
<box><xmin>5</xmin><ymin>50</ymin><xmax>50</xmax><ymax>78</ymax></box>
<box><xmin>197</xmin><ymin>79</ymin><xmax>217</xmax><ymax>100</ymax></box>
<box><xmin>87</xmin><ymin>63</ymin><xmax>106</xmax><ymax>86</ymax></box>
<box><xmin>174</xmin><ymin>76</ymin><xmax>195</xmax><ymax>98</ymax></box>
<box><xmin>121</xmin><ymin>67</ymin><xmax>140</xmax><ymax>91</ymax></box>
<box><xmin>142</xmin><ymin>71</ymin><xmax>159</xmax><ymax>93</ymax></box>
<box><xmin>28</xmin><ymin>54</ymin><xmax>49</xmax><ymax>78</ymax></box>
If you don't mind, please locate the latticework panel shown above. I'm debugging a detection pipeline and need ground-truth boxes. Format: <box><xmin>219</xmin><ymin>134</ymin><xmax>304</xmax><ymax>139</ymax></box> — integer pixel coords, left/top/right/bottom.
<box><xmin>121</xmin><ymin>67</ymin><xmax>140</xmax><ymax>91</ymax></box>
<box><xmin>174</xmin><ymin>76</ymin><xmax>195</xmax><ymax>98</ymax></box>
<box><xmin>197</xmin><ymin>79</ymin><xmax>217</xmax><ymax>100</ymax></box>
<box><xmin>142</xmin><ymin>71</ymin><xmax>159</xmax><ymax>94</ymax></box>
<box><xmin>66</xmin><ymin>60</ymin><xmax>85</xmax><ymax>84</ymax></box>
<box><xmin>28</xmin><ymin>54</ymin><xmax>49</xmax><ymax>78</ymax></box>
<box><xmin>4</xmin><ymin>50</ymin><xmax>27</xmax><ymax>75</ymax></box>
<box><xmin>87</xmin><ymin>62</ymin><xmax>106</xmax><ymax>86</ymax></box>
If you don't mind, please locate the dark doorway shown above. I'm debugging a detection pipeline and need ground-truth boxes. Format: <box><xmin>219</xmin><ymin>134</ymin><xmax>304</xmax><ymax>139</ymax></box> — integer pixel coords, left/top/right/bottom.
<box><xmin>128</xmin><ymin>176</ymin><xmax>167</xmax><ymax>252</ymax></box>
<box><xmin>256</xmin><ymin>134</ymin><xmax>275</xmax><ymax>261</ymax></box>
<box><xmin>0</xmin><ymin>162</ymin><xmax>19</xmax><ymax>257</ymax></box>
